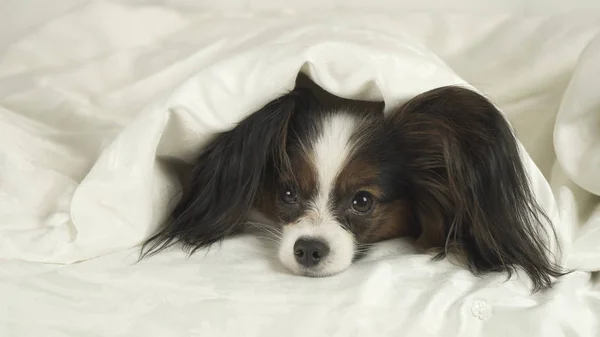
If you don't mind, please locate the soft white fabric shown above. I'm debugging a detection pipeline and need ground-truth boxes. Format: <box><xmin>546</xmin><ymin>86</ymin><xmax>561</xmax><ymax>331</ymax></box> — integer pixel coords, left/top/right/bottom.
<box><xmin>1</xmin><ymin>1</ymin><xmax>600</xmax><ymax>336</ymax></box>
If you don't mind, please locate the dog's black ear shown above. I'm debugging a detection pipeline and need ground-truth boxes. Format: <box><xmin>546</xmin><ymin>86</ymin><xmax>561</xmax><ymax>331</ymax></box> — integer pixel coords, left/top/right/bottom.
<box><xmin>386</xmin><ymin>85</ymin><xmax>566</xmax><ymax>291</ymax></box>
<box><xmin>141</xmin><ymin>88</ymin><xmax>317</xmax><ymax>258</ymax></box>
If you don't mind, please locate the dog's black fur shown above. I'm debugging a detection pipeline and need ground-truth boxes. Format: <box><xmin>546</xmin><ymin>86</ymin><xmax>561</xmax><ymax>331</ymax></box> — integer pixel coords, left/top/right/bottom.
<box><xmin>141</xmin><ymin>82</ymin><xmax>566</xmax><ymax>292</ymax></box>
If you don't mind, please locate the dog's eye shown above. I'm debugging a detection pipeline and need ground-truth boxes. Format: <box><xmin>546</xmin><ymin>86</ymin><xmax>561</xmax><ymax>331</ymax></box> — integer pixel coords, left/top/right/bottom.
<box><xmin>281</xmin><ymin>187</ymin><xmax>298</xmax><ymax>204</ymax></box>
<box><xmin>351</xmin><ymin>191</ymin><xmax>374</xmax><ymax>214</ymax></box>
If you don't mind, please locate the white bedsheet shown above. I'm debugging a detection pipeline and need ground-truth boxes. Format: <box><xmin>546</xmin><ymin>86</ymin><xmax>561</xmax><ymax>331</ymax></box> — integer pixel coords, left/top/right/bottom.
<box><xmin>2</xmin><ymin>1</ymin><xmax>600</xmax><ymax>336</ymax></box>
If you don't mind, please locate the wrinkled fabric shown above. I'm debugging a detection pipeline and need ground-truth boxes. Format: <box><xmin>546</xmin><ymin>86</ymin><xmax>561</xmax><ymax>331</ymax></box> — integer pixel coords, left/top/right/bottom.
<box><xmin>1</xmin><ymin>1</ymin><xmax>600</xmax><ymax>337</ymax></box>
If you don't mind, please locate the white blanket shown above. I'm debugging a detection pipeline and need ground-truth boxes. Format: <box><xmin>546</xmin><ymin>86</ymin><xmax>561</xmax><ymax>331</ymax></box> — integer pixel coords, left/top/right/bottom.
<box><xmin>2</xmin><ymin>1</ymin><xmax>600</xmax><ymax>336</ymax></box>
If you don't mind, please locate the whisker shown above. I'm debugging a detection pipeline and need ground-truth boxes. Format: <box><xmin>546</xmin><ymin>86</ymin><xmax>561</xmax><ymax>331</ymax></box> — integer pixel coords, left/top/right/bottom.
<box><xmin>254</xmin><ymin>236</ymin><xmax>282</xmax><ymax>244</ymax></box>
<box><xmin>249</xmin><ymin>224</ymin><xmax>283</xmax><ymax>236</ymax></box>
<box><xmin>244</xmin><ymin>221</ymin><xmax>283</xmax><ymax>239</ymax></box>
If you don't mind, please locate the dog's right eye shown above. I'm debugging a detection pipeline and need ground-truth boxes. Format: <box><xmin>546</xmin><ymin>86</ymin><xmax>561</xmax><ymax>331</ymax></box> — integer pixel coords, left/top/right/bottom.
<box><xmin>350</xmin><ymin>191</ymin><xmax>374</xmax><ymax>214</ymax></box>
<box><xmin>281</xmin><ymin>187</ymin><xmax>298</xmax><ymax>204</ymax></box>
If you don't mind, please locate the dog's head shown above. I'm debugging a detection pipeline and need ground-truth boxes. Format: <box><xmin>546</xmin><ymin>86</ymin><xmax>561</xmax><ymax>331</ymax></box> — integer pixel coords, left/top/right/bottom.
<box><xmin>253</xmin><ymin>100</ymin><xmax>413</xmax><ymax>277</ymax></box>
<box><xmin>141</xmin><ymin>84</ymin><xmax>564</xmax><ymax>291</ymax></box>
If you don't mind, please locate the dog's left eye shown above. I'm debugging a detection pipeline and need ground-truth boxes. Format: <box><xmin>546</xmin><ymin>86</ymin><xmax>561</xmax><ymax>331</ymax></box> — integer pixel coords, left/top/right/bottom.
<box><xmin>351</xmin><ymin>191</ymin><xmax>374</xmax><ymax>214</ymax></box>
<box><xmin>281</xmin><ymin>187</ymin><xmax>298</xmax><ymax>204</ymax></box>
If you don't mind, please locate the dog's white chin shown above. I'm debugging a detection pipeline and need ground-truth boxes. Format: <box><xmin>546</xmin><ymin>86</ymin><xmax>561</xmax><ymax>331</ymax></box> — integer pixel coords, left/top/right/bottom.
<box><xmin>278</xmin><ymin>221</ymin><xmax>356</xmax><ymax>277</ymax></box>
<box><xmin>297</xmin><ymin>268</ymin><xmax>344</xmax><ymax>278</ymax></box>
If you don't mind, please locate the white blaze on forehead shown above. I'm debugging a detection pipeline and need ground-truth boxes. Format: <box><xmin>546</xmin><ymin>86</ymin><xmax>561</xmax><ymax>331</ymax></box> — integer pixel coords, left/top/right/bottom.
<box><xmin>277</xmin><ymin>113</ymin><xmax>360</xmax><ymax>277</ymax></box>
<box><xmin>311</xmin><ymin>113</ymin><xmax>358</xmax><ymax>214</ymax></box>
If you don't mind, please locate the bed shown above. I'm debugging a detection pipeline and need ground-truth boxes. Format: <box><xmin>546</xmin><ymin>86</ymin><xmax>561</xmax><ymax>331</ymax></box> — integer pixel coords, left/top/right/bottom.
<box><xmin>1</xmin><ymin>1</ymin><xmax>600</xmax><ymax>336</ymax></box>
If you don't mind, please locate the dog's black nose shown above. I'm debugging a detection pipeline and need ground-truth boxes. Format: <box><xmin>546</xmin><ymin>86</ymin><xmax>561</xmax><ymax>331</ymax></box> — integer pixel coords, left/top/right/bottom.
<box><xmin>293</xmin><ymin>238</ymin><xmax>329</xmax><ymax>268</ymax></box>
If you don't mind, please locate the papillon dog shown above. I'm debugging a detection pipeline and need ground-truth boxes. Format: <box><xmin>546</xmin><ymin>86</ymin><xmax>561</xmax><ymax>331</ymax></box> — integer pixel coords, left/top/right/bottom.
<box><xmin>141</xmin><ymin>78</ymin><xmax>565</xmax><ymax>291</ymax></box>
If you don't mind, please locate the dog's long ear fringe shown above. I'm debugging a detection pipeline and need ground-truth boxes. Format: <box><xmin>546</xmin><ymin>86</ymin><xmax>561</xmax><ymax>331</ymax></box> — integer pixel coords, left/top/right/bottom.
<box><xmin>388</xmin><ymin>85</ymin><xmax>567</xmax><ymax>291</ymax></box>
<box><xmin>140</xmin><ymin>88</ymin><xmax>316</xmax><ymax>259</ymax></box>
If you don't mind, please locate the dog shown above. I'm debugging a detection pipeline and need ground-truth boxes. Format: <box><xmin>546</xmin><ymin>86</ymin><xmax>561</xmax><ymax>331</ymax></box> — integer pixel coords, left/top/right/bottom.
<box><xmin>140</xmin><ymin>80</ymin><xmax>564</xmax><ymax>291</ymax></box>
